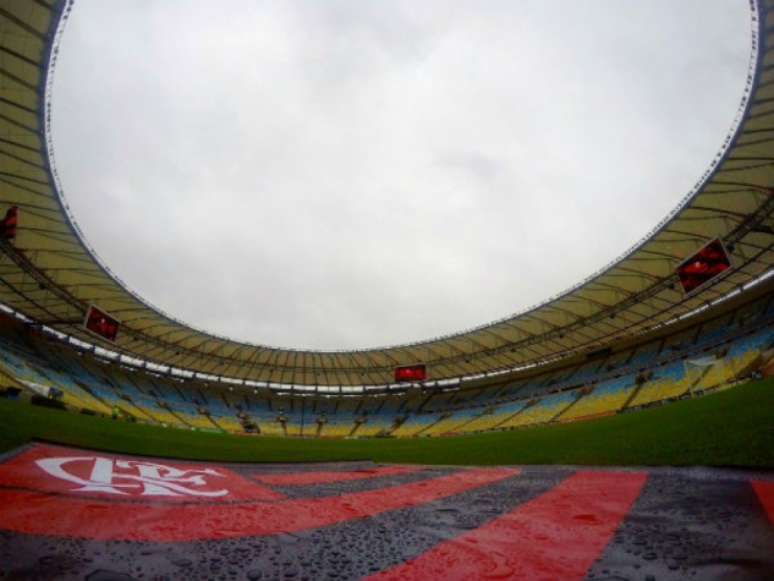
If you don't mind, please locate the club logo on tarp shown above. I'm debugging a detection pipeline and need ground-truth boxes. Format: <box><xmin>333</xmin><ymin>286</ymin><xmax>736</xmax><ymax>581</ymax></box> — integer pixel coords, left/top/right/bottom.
<box><xmin>36</xmin><ymin>456</ymin><xmax>229</xmax><ymax>497</ymax></box>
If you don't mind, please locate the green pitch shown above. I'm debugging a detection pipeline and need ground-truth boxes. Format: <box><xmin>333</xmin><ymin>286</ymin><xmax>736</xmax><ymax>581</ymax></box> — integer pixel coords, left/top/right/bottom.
<box><xmin>0</xmin><ymin>378</ymin><xmax>772</xmax><ymax>467</ymax></box>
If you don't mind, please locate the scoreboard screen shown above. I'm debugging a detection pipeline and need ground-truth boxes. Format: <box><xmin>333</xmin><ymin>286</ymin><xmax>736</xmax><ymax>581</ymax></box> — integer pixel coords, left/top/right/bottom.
<box><xmin>676</xmin><ymin>239</ymin><xmax>731</xmax><ymax>295</ymax></box>
<box><xmin>394</xmin><ymin>364</ymin><xmax>427</xmax><ymax>383</ymax></box>
<box><xmin>84</xmin><ymin>305</ymin><xmax>120</xmax><ymax>342</ymax></box>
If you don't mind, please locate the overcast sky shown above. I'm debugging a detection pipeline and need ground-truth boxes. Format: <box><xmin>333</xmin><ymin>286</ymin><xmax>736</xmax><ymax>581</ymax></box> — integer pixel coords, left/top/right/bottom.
<box><xmin>51</xmin><ymin>0</ymin><xmax>751</xmax><ymax>350</ymax></box>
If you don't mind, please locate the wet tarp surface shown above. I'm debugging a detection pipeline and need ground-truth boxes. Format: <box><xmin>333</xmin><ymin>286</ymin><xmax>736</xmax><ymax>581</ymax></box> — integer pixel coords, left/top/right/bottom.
<box><xmin>0</xmin><ymin>443</ymin><xmax>772</xmax><ymax>580</ymax></box>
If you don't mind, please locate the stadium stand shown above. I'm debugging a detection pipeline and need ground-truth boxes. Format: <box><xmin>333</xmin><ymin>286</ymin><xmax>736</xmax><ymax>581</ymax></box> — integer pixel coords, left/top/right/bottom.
<box><xmin>0</xmin><ymin>286</ymin><xmax>771</xmax><ymax>438</ymax></box>
<box><xmin>558</xmin><ymin>375</ymin><xmax>636</xmax><ymax>421</ymax></box>
<box><xmin>627</xmin><ymin>362</ymin><xmax>694</xmax><ymax>408</ymax></box>
<box><xmin>463</xmin><ymin>400</ymin><xmax>528</xmax><ymax>432</ymax></box>
<box><xmin>501</xmin><ymin>391</ymin><xmax>578</xmax><ymax>429</ymax></box>
<box><xmin>391</xmin><ymin>413</ymin><xmax>443</xmax><ymax>438</ymax></box>
<box><xmin>422</xmin><ymin>408</ymin><xmax>483</xmax><ymax>436</ymax></box>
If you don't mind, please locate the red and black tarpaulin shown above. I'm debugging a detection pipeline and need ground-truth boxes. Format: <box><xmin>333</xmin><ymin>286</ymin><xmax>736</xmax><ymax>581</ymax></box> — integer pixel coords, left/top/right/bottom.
<box><xmin>0</xmin><ymin>443</ymin><xmax>772</xmax><ymax>579</ymax></box>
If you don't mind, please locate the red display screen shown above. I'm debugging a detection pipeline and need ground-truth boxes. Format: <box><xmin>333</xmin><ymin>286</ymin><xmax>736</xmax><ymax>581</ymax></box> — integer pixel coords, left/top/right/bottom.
<box><xmin>676</xmin><ymin>239</ymin><xmax>731</xmax><ymax>295</ymax></box>
<box><xmin>394</xmin><ymin>364</ymin><xmax>427</xmax><ymax>383</ymax></box>
<box><xmin>84</xmin><ymin>305</ymin><xmax>120</xmax><ymax>342</ymax></box>
<box><xmin>1</xmin><ymin>206</ymin><xmax>18</xmax><ymax>240</ymax></box>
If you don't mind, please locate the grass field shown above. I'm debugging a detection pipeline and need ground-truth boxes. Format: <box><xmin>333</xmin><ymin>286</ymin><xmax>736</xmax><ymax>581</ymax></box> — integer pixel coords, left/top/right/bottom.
<box><xmin>0</xmin><ymin>378</ymin><xmax>772</xmax><ymax>467</ymax></box>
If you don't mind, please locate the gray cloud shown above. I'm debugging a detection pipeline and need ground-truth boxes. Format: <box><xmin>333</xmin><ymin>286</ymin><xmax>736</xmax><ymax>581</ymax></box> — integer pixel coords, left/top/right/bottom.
<box><xmin>51</xmin><ymin>0</ymin><xmax>751</xmax><ymax>349</ymax></box>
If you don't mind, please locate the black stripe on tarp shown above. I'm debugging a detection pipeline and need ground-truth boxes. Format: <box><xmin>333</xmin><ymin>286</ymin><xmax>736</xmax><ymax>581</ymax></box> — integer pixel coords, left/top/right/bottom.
<box><xmin>0</xmin><ymin>468</ymin><xmax>569</xmax><ymax>580</ymax></box>
<box><xmin>585</xmin><ymin>468</ymin><xmax>774</xmax><ymax>581</ymax></box>
<box><xmin>233</xmin><ymin>461</ymin><xmax>384</xmax><ymax>476</ymax></box>
<box><xmin>266</xmin><ymin>467</ymin><xmax>455</xmax><ymax>499</ymax></box>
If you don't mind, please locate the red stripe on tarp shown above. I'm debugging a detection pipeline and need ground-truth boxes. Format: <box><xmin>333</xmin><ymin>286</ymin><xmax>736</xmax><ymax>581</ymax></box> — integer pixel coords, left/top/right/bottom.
<box><xmin>0</xmin><ymin>467</ymin><xmax>519</xmax><ymax>542</ymax></box>
<box><xmin>366</xmin><ymin>471</ymin><xmax>647</xmax><ymax>581</ymax></box>
<box><xmin>752</xmin><ymin>481</ymin><xmax>774</xmax><ymax>525</ymax></box>
<box><xmin>253</xmin><ymin>465</ymin><xmax>420</xmax><ymax>486</ymax></box>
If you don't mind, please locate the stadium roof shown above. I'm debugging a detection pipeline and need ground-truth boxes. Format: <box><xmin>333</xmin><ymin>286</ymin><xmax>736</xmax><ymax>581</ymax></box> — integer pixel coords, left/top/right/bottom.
<box><xmin>0</xmin><ymin>0</ymin><xmax>772</xmax><ymax>389</ymax></box>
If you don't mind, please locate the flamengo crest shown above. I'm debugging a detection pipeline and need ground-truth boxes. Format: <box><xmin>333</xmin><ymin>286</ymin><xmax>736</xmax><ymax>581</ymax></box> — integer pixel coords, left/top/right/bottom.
<box><xmin>35</xmin><ymin>456</ymin><xmax>229</xmax><ymax>497</ymax></box>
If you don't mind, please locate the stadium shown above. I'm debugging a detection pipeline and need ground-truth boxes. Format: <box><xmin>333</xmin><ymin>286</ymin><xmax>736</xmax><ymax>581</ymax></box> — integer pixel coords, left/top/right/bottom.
<box><xmin>0</xmin><ymin>0</ymin><xmax>773</xmax><ymax>579</ymax></box>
